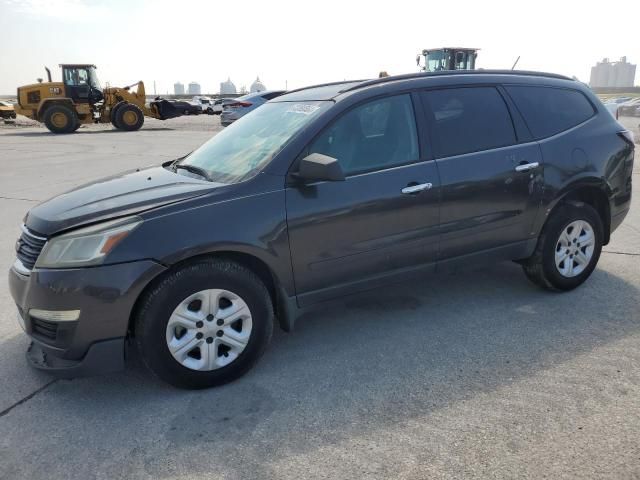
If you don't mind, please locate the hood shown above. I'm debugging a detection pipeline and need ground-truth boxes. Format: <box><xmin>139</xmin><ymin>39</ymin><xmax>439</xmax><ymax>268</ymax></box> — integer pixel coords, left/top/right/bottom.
<box><xmin>25</xmin><ymin>166</ymin><xmax>223</xmax><ymax>235</ymax></box>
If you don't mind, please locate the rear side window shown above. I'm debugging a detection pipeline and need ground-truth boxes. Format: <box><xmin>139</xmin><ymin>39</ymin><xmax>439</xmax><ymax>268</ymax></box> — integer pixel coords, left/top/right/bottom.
<box><xmin>309</xmin><ymin>94</ymin><xmax>419</xmax><ymax>175</ymax></box>
<box><xmin>422</xmin><ymin>87</ymin><xmax>516</xmax><ymax>157</ymax></box>
<box><xmin>505</xmin><ymin>86</ymin><xmax>595</xmax><ymax>139</ymax></box>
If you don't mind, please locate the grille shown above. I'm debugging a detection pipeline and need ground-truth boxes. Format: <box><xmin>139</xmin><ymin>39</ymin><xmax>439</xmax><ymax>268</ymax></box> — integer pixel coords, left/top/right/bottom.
<box><xmin>27</xmin><ymin>90</ymin><xmax>41</xmax><ymax>104</ymax></box>
<box><xmin>16</xmin><ymin>225</ymin><xmax>47</xmax><ymax>271</ymax></box>
<box><xmin>31</xmin><ymin>318</ymin><xmax>58</xmax><ymax>340</ymax></box>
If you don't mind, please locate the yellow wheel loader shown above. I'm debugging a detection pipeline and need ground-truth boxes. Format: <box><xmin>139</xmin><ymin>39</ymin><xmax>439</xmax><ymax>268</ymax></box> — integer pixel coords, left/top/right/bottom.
<box><xmin>15</xmin><ymin>64</ymin><xmax>184</xmax><ymax>134</ymax></box>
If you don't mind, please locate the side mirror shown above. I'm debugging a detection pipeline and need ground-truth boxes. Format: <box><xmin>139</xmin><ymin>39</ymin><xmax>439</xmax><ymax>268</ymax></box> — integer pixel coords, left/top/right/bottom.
<box><xmin>295</xmin><ymin>153</ymin><xmax>345</xmax><ymax>182</ymax></box>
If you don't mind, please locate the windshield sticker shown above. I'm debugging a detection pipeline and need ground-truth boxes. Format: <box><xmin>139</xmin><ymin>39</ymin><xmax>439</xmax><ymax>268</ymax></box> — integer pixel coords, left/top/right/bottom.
<box><xmin>286</xmin><ymin>104</ymin><xmax>320</xmax><ymax>115</ymax></box>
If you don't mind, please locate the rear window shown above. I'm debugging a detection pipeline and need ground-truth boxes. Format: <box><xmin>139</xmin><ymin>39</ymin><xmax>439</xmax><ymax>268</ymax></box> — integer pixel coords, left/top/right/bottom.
<box><xmin>262</xmin><ymin>91</ymin><xmax>285</xmax><ymax>100</ymax></box>
<box><xmin>422</xmin><ymin>87</ymin><xmax>516</xmax><ymax>157</ymax></box>
<box><xmin>505</xmin><ymin>86</ymin><xmax>595</xmax><ymax>139</ymax></box>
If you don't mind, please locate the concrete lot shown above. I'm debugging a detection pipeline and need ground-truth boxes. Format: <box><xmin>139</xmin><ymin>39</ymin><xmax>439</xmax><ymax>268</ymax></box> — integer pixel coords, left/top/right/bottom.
<box><xmin>0</xmin><ymin>115</ymin><xmax>639</xmax><ymax>479</ymax></box>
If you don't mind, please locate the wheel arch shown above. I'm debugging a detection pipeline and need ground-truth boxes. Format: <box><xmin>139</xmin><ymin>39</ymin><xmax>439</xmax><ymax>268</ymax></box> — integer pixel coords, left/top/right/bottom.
<box><xmin>37</xmin><ymin>98</ymin><xmax>75</xmax><ymax>120</ymax></box>
<box><xmin>127</xmin><ymin>250</ymin><xmax>297</xmax><ymax>340</ymax></box>
<box><xmin>545</xmin><ymin>180</ymin><xmax>612</xmax><ymax>244</ymax></box>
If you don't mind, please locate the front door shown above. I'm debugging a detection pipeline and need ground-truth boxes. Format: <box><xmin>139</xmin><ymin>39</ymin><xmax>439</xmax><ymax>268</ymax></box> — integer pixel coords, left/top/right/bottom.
<box><xmin>286</xmin><ymin>94</ymin><xmax>441</xmax><ymax>306</ymax></box>
<box><xmin>420</xmin><ymin>86</ymin><xmax>544</xmax><ymax>260</ymax></box>
<box><xmin>63</xmin><ymin>67</ymin><xmax>91</xmax><ymax>103</ymax></box>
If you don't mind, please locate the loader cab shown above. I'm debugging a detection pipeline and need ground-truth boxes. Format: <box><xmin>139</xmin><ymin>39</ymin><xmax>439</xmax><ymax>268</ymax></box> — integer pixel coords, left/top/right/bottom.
<box><xmin>417</xmin><ymin>48</ymin><xmax>479</xmax><ymax>72</ymax></box>
<box><xmin>61</xmin><ymin>64</ymin><xmax>104</xmax><ymax>104</ymax></box>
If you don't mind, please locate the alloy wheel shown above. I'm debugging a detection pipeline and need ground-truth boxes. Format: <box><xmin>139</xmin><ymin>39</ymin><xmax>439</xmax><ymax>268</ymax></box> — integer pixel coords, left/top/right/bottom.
<box><xmin>554</xmin><ymin>220</ymin><xmax>595</xmax><ymax>277</ymax></box>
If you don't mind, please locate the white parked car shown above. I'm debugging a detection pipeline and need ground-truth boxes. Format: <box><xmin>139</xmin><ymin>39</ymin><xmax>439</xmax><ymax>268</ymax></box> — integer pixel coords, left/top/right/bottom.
<box><xmin>192</xmin><ymin>96</ymin><xmax>214</xmax><ymax>114</ymax></box>
<box><xmin>210</xmin><ymin>98</ymin><xmax>236</xmax><ymax>115</ymax></box>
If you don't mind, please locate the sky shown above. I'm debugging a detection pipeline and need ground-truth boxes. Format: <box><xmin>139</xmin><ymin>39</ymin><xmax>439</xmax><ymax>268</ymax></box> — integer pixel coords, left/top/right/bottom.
<box><xmin>0</xmin><ymin>0</ymin><xmax>638</xmax><ymax>95</ymax></box>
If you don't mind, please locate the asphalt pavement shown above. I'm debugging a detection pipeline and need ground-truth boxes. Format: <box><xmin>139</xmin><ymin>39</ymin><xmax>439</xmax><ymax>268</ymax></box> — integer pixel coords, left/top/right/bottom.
<box><xmin>0</xmin><ymin>115</ymin><xmax>638</xmax><ymax>479</ymax></box>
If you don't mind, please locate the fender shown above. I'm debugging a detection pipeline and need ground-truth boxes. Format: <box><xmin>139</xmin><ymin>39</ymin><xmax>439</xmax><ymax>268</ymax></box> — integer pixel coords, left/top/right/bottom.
<box><xmin>534</xmin><ymin>175</ymin><xmax>612</xmax><ymax>242</ymax></box>
<box><xmin>37</xmin><ymin>97</ymin><xmax>75</xmax><ymax>120</ymax></box>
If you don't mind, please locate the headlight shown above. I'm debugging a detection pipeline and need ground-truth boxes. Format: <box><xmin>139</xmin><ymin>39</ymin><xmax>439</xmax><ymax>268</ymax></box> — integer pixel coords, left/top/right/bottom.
<box><xmin>35</xmin><ymin>216</ymin><xmax>142</xmax><ymax>268</ymax></box>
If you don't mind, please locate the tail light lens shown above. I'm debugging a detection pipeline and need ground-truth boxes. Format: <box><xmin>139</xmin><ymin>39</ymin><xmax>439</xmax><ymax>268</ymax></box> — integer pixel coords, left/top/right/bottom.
<box><xmin>228</xmin><ymin>101</ymin><xmax>252</xmax><ymax>108</ymax></box>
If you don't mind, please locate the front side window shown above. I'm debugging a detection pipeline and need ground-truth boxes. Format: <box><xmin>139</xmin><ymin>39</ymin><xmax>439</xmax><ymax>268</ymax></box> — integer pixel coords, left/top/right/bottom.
<box><xmin>309</xmin><ymin>94</ymin><xmax>419</xmax><ymax>176</ymax></box>
<box><xmin>180</xmin><ymin>101</ymin><xmax>330</xmax><ymax>183</ymax></box>
<box><xmin>423</xmin><ymin>87</ymin><xmax>516</xmax><ymax>158</ymax></box>
<box><xmin>505</xmin><ymin>86</ymin><xmax>595</xmax><ymax>139</ymax></box>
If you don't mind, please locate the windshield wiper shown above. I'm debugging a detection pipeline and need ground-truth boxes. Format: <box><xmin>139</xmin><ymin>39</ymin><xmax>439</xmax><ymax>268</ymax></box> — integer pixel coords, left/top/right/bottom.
<box><xmin>174</xmin><ymin>164</ymin><xmax>212</xmax><ymax>181</ymax></box>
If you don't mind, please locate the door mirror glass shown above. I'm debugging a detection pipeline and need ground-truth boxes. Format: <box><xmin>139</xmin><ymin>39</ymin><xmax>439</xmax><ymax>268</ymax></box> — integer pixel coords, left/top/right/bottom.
<box><xmin>296</xmin><ymin>153</ymin><xmax>345</xmax><ymax>182</ymax></box>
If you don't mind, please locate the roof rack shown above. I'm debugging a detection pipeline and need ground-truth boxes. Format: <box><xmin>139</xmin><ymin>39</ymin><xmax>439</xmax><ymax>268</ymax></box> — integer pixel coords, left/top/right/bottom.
<box><xmin>339</xmin><ymin>70</ymin><xmax>573</xmax><ymax>93</ymax></box>
<box><xmin>283</xmin><ymin>79</ymin><xmax>368</xmax><ymax>96</ymax></box>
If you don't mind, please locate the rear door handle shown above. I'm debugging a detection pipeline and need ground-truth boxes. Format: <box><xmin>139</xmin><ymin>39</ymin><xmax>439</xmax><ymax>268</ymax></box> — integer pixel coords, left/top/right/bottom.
<box><xmin>401</xmin><ymin>182</ymin><xmax>433</xmax><ymax>194</ymax></box>
<box><xmin>515</xmin><ymin>162</ymin><xmax>540</xmax><ymax>172</ymax></box>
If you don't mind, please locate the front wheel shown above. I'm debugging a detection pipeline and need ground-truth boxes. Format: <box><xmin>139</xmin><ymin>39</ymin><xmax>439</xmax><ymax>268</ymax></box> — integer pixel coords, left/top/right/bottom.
<box><xmin>115</xmin><ymin>103</ymin><xmax>144</xmax><ymax>131</ymax></box>
<box><xmin>522</xmin><ymin>203</ymin><xmax>603</xmax><ymax>291</ymax></box>
<box><xmin>134</xmin><ymin>260</ymin><xmax>274</xmax><ymax>389</ymax></box>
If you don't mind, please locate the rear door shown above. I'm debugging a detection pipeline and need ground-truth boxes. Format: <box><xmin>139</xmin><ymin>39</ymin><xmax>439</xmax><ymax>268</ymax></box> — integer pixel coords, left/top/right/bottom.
<box><xmin>420</xmin><ymin>86</ymin><xmax>544</xmax><ymax>260</ymax></box>
<box><xmin>286</xmin><ymin>93</ymin><xmax>441</xmax><ymax>306</ymax></box>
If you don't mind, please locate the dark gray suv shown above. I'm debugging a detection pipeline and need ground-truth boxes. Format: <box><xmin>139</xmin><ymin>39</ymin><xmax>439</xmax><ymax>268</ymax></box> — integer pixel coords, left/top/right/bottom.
<box><xmin>9</xmin><ymin>71</ymin><xmax>634</xmax><ymax>388</ymax></box>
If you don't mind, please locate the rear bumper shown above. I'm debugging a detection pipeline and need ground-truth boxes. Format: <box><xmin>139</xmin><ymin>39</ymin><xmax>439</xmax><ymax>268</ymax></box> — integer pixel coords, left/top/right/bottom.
<box><xmin>8</xmin><ymin>259</ymin><xmax>166</xmax><ymax>377</ymax></box>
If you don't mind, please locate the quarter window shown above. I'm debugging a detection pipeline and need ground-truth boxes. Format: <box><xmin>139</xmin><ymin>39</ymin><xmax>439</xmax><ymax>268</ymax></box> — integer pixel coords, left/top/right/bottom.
<box><xmin>423</xmin><ymin>87</ymin><xmax>516</xmax><ymax>158</ymax></box>
<box><xmin>505</xmin><ymin>86</ymin><xmax>595</xmax><ymax>139</ymax></box>
<box><xmin>309</xmin><ymin>94</ymin><xmax>419</xmax><ymax>175</ymax></box>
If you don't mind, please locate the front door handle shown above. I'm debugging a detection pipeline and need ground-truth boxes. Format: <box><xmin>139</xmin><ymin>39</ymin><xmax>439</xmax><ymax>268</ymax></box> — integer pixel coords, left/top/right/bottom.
<box><xmin>515</xmin><ymin>162</ymin><xmax>540</xmax><ymax>172</ymax></box>
<box><xmin>401</xmin><ymin>182</ymin><xmax>433</xmax><ymax>194</ymax></box>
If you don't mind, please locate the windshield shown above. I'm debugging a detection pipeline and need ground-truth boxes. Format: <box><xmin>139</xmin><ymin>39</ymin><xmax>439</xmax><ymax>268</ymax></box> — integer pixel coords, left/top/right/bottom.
<box><xmin>179</xmin><ymin>101</ymin><xmax>330</xmax><ymax>183</ymax></box>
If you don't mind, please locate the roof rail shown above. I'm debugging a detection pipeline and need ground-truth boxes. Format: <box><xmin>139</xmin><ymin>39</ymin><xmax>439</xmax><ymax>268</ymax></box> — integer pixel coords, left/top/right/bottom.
<box><xmin>283</xmin><ymin>79</ymin><xmax>368</xmax><ymax>96</ymax></box>
<box><xmin>339</xmin><ymin>70</ymin><xmax>574</xmax><ymax>93</ymax></box>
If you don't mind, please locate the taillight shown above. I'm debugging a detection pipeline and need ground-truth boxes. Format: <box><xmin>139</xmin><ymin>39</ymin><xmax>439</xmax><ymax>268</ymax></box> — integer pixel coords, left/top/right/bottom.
<box><xmin>618</xmin><ymin>130</ymin><xmax>635</xmax><ymax>147</ymax></box>
<box><xmin>228</xmin><ymin>101</ymin><xmax>252</xmax><ymax>108</ymax></box>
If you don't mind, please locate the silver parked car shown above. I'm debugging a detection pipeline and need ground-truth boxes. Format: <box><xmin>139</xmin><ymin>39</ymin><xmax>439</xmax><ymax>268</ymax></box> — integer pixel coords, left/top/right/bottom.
<box><xmin>220</xmin><ymin>90</ymin><xmax>286</xmax><ymax>126</ymax></box>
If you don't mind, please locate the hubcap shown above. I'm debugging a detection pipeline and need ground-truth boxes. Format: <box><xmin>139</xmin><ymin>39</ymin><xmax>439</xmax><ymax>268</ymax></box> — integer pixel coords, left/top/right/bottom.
<box><xmin>51</xmin><ymin>112</ymin><xmax>68</xmax><ymax>128</ymax></box>
<box><xmin>122</xmin><ymin>110</ymin><xmax>138</xmax><ymax>125</ymax></box>
<box><xmin>554</xmin><ymin>220</ymin><xmax>595</xmax><ymax>278</ymax></box>
<box><xmin>165</xmin><ymin>289</ymin><xmax>252</xmax><ymax>371</ymax></box>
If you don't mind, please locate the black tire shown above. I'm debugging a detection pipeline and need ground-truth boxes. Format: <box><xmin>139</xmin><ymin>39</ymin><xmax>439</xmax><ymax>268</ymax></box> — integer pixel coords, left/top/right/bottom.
<box><xmin>115</xmin><ymin>103</ymin><xmax>144</xmax><ymax>131</ymax></box>
<box><xmin>72</xmin><ymin>121</ymin><xmax>81</xmax><ymax>132</ymax></box>
<box><xmin>134</xmin><ymin>259</ymin><xmax>274</xmax><ymax>389</ymax></box>
<box><xmin>522</xmin><ymin>203</ymin><xmax>603</xmax><ymax>291</ymax></box>
<box><xmin>183</xmin><ymin>109</ymin><xmax>190</xmax><ymax>115</ymax></box>
<box><xmin>43</xmin><ymin>104</ymin><xmax>77</xmax><ymax>134</ymax></box>
<box><xmin>110</xmin><ymin>101</ymin><xmax>126</xmax><ymax>128</ymax></box>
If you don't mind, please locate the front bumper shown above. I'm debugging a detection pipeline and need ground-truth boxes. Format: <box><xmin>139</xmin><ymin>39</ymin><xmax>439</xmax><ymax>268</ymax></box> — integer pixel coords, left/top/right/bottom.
<box><xmin>26</xmin><ymin>338</ymin><xmax>125</xmax><ymax>378</ymax></box>
<box><xmin>9</xmin><ymin>259</ymin><xmax>166</xmax><ymax>377</ymax></box>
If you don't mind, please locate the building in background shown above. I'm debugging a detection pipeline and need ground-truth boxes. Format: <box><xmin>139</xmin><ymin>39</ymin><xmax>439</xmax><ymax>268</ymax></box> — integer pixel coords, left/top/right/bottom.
<box><xmin>250</xmin><ymin>76</ymin><xmax>266</xmax><ymax>93</ymax></box>
<box><xmin>188</xmin><ymin>82</ymin><xmax>201</xmax><ymax>95</ymax></box>
<box><xmin>220</xmin><ymin>77</ymin><xmax>237</xmax><ymax>95</ymax></box>
<box><xmin>590</xmin><ymin>57</ymin><xmax>637</xmax><ymax>88</ymax></box>
<box><xmin>173</xmin><ymin>82</ymin><xmax>185</xmax><ymax>95</ymax></box>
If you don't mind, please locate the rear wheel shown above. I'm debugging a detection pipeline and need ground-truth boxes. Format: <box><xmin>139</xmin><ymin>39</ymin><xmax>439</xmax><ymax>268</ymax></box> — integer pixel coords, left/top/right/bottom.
<box><xmin>43</xmin><ymin>105</ymin><xmax>77</xmax><ymax>134</ymax></box>
<box><xmin>115</xmin><ymin>103</ymin><xmax>144</xmax><ymax>131</ymax></box>
<box><xmin>110</xmin><ymin>101</ymin><xmax>126</xmax><ymax>128</ymax></box>
<box><xmin>134</xmin><ymin>259</ymin><xmax>274</xmax><ymax>389</ymax></box>
<box><xmin>522</xmin><ymin>203</ymin><xmax>603</xmax><ymax>291</ymax></box>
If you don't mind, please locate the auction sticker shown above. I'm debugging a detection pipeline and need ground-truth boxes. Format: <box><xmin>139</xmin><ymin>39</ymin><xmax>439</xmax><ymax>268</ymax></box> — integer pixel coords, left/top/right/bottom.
<box><xmin>286</xmin><ymin>104</ymin><xmax>320</xmax><ymax>115</ymax></box>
